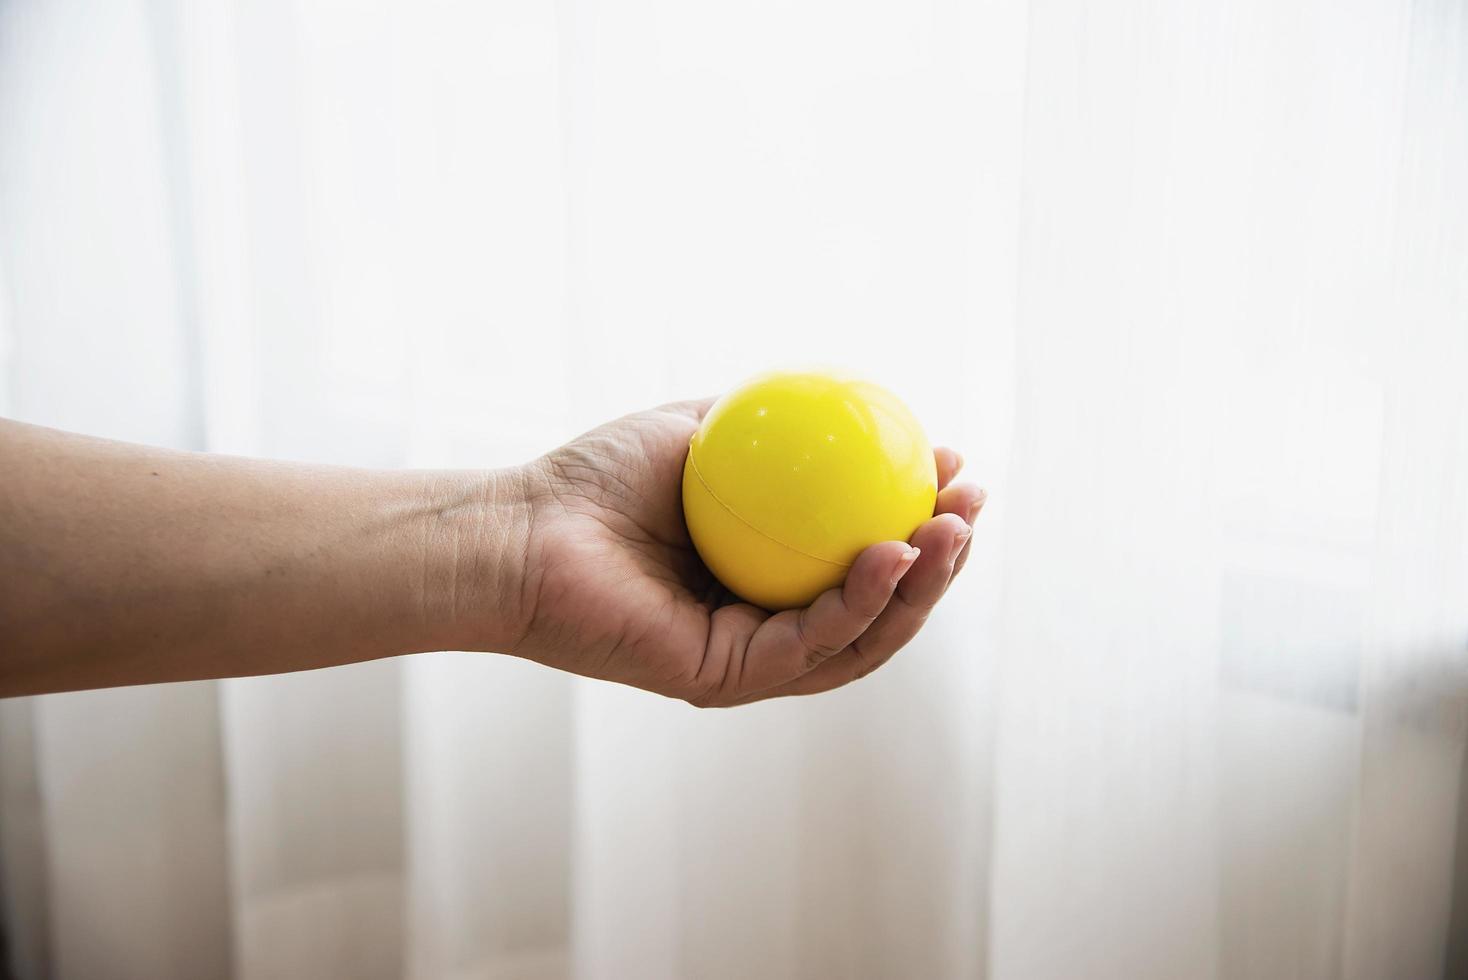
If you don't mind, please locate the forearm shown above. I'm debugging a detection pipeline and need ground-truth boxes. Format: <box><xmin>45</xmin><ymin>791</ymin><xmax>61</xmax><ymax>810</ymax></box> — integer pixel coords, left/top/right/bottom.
<box><xmin>0</xmin><ymin>419</ymin><xmax>528</xmax><ymax>697</ymax></box>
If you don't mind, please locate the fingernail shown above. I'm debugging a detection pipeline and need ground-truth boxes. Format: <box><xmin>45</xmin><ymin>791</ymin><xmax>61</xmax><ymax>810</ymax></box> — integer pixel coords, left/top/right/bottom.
<box><xmin>954</xmin><ymin>451</ymin><xmax>966</xmax><ymax>471</ymax></box>
<box><xmin>891</xmin><ymin>547</ymin><xmax>920</xmax><ymax>586</ymax></box>
<box><xmin>951</xmin><ymin>526</ymin><xmax>972</xmax><ymax>558</ymax></box>
<box><xmin>967</xmin><ymin>489</ymin><xmax>989</xmax><ymax>524</ymax></box>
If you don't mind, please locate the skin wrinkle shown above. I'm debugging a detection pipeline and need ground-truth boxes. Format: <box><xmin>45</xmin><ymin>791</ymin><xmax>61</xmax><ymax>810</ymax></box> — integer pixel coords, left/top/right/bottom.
<box><xmin>547</xmin><ymin>452</ymin><xmax>669</xmax><ymax>551</ymax></box>
<box><xmin>446</xmin><ymin>468</ymin><xmax>530</xmax><ymax>655</ymax></box>
<box><xmin>419</xmin><ymin>473</ymin><xmax>435</xmax><ymax>637</ymax></box>
<box><xmin>510</xmin><ymin>480</ymin><xmax>545</xmax><ymax>658</ymax></box>
<box><xmin>795</xmin><ymin>606</ymin><xmax>842</xmax><ymax>666</ymax></box>
<box><xmin>448</xmin><ymin>514</ymin><xmax>460</xmax><ymax>640</ymax></box>
<box><xmin>464</xmin><ymin>473</ymin><xmax>496</xmax><ymax>645</ymax></box>
<box><xmin>688</xmin><ymin>614</ymin><xmax>734</xmax><ymax>706</ymax></box>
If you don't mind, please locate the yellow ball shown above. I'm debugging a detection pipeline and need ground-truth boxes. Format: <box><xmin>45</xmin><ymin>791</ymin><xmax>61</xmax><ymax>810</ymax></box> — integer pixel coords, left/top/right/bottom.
<box><xmin>682</xmin><ymin>371</ymin><xmax>937</xmax><ymax>610</ymax></box>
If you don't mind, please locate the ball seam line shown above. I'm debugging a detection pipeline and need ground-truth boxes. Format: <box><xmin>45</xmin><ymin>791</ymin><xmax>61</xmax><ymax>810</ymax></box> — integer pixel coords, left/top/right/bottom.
<box><xmin>684</xmin><ymin>442</ymin><xmax>854</xmax><ymax>569</ymax></box>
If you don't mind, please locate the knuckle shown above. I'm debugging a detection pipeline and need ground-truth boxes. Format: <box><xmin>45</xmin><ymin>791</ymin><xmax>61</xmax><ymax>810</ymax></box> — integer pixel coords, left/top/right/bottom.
<box><xmin>795</xmin><ymin>612</ymin><xmax>843</xmax><ymax>667</ymax></box>
<box><xmin>677</xmin><ymin>665</ymin><xmax>734</xmax><ymax>709</ymax></box>
<box><xmin>895</xmin><ymin>591</ymin><xmax>936</xmax><ymax>622</ymax></box>
<box><xmin>683</xmin><ymin>690</ymin><xmax>728</xmax><ymax>710</ymax></box>
<box><xmin>849</xmin><ymin>643</ymin><xmax>894</xmax><ymax>681</ymax></box>
<box><xmin>806</xmin><ymin>636</ymin><xmax>844</xmax><ymax>658</ymax></box>
<box><xmin>677</xmin><ymin>676</ymin><xmax>721</xmax><ymax>709</ymax></box>
<box><xmin>852</xmin><ymin>592</ymin><xmax>888</xmax><ymax>622</ymax></box>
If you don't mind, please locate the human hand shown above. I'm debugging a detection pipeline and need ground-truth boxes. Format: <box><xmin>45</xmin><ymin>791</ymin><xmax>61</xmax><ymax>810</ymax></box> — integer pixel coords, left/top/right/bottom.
<box><xmin>473</xmin><ymin>399</ymin><xmax>985</xmax><ymax>707</ymax></box>
<box><xmin>0</xmin><ymin>403</ymin><xmax>982</xmax><ymax>699</ymax></box>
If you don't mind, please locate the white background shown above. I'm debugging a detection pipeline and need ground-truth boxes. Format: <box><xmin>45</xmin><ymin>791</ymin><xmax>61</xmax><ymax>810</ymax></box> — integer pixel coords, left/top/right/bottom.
<box><xmin>1</xmin><ymin>0</ymin><xmax>1466</xmax><ymax>977</ymax></box>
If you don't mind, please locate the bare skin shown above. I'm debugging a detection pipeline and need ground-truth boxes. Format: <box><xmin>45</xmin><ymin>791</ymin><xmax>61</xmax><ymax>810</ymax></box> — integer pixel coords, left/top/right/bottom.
<box><xmin>0</xmin><ymin>400</ymin><xmax>984</xmax><ymax>704</ymax></box>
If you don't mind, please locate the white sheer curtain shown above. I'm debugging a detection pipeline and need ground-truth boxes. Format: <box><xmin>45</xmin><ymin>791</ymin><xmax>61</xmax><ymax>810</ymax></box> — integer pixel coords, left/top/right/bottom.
<box><xmin>1</xmin><ymin>0</ymin><xmax>1466</xmax><ymax>978</ymax></box>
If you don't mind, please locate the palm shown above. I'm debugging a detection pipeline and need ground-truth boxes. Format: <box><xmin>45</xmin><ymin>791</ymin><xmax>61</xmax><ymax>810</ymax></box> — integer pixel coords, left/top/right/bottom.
<box><xmin>515</xmin><ymin>399</ymin><xmax>985</xmax><ymax>706</ymax></box>
<box><xmin>519</xmin><ymin>401</ymin><xmax>720</xmax><ymax>692</ymax></box>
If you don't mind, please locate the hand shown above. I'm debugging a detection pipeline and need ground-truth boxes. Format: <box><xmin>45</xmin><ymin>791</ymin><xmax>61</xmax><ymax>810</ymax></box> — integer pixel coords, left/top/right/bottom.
<box><xmin>492</xmin><ymin>398</ymin><xmax>986</xmax><ymax>707</ymax></box>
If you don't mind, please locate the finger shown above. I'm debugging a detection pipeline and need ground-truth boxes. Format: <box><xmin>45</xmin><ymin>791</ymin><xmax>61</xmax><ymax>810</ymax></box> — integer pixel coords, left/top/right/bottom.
<box><xmin>688</xmin><ymin>600</ymin><xmax>767</xmax><ymax>702</ymax></box>
<box><xmin>729</xmin><ymin>513</ymin><xmax>970</xmax><ymax>704</ymax></box>
<box><xmin>935</xmin><ymin>482</ymin><xmax>987</xmax><ymax>586</ymax></box>
<box><xmin>936</xmin><ymin>481</ymin><xmax>985</xmax><ymax>525</ymax></box>
<box><xmin>731</xmin><ymin>489</ymin><xmax>986</xmax><ymax>704</ymax></box>
<box><xmin>665</xmin><ymin>395</ymin><xmax>719</xmax><ymax>421</ymax></box>
<box><xmin>934</xmin><ymin>447</ymin><xmax>964</xmax><ymax>490</ymax></box>
<box><xmin>719</xmin><ymin>541</ymin><xmax>919</xmax><ymax>700</ymax></box>
<box><xmin>848</xmin><ymin>512</ymin><xmax>971</xmax><ymax>670</ymax></box>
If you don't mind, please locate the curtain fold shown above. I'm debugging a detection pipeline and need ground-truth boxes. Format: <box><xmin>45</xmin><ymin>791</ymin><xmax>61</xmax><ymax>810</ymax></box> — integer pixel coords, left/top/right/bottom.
<box><xmin>1</xmin><ymin>0</ymin><xmax>1466</xmax><ymax>978</ymax></box>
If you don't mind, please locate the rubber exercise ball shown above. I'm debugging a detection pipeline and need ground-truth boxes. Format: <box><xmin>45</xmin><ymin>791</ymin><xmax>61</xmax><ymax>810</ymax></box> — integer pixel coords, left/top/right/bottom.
<box><xmin>682</xmin><ymin>371</ymin><xmax>937</xmax><ymax>610</ymax></box>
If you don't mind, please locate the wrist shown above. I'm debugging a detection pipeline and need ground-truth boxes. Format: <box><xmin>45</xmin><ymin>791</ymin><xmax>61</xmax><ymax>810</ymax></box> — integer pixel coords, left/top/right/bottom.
<box><xmin>408</xmin><ymin>465</ymin><xmax>537</xmax><ymax>655</ymax></box>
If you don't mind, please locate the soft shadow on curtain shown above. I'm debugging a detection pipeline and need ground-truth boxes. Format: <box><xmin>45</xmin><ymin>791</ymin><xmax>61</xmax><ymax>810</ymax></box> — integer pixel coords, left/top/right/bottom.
<box><xmin>0</xmin><ymin>1</ymin><xmax>1466</xmax><ymax>979</ymax></box>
